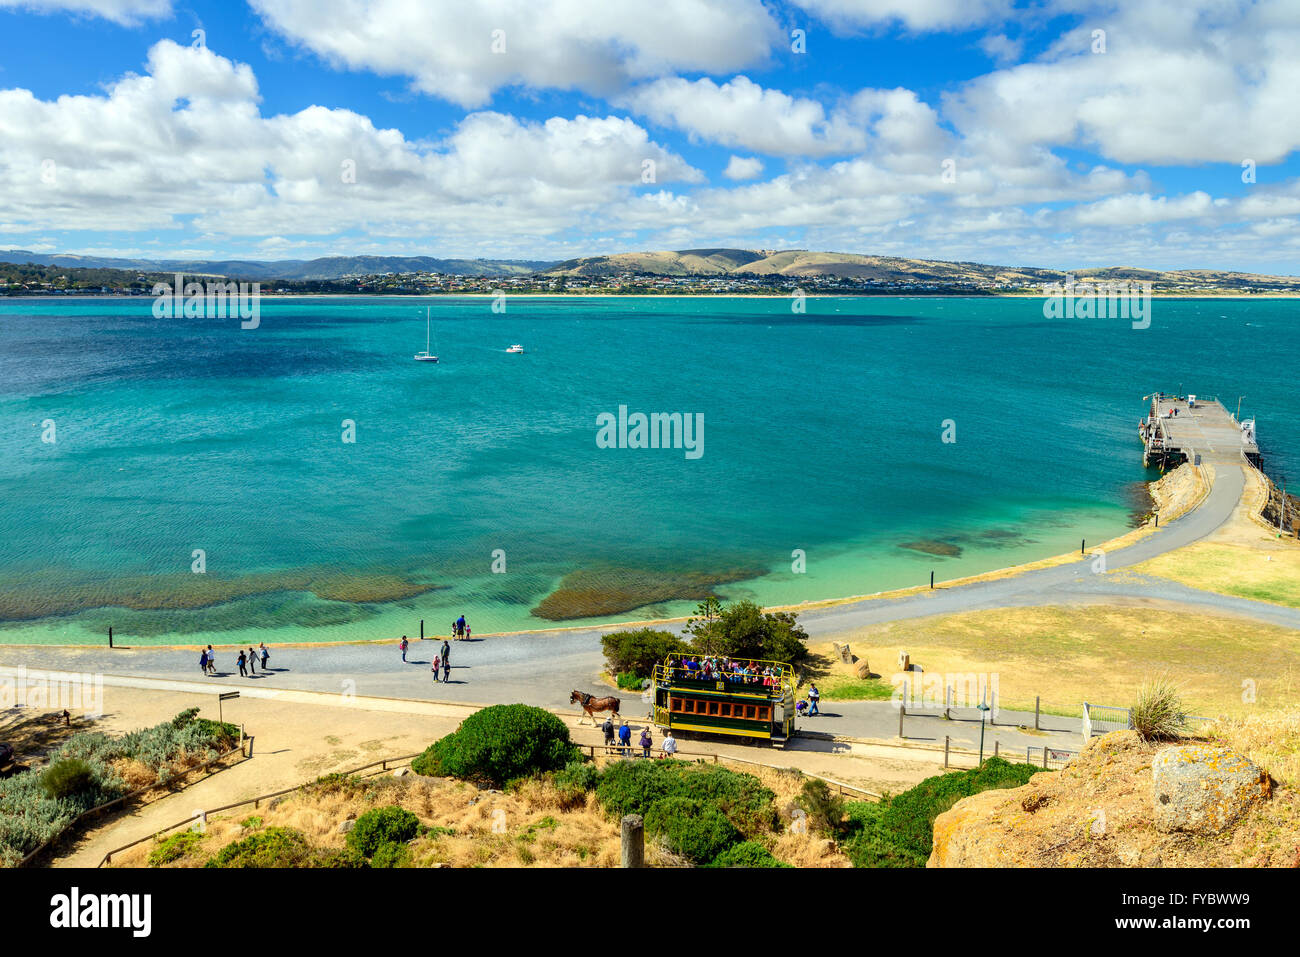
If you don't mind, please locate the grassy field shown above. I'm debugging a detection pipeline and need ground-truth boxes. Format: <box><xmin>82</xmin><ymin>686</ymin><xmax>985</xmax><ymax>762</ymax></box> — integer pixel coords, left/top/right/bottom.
<box><xmin>1135</xmin><ymin>542</ymin><xmax>1300</xmax><ymax>608</ymax></box>
<box><xmin>818</xmin><ymin>604</ymin><xmax>1300</xmax><ymax>717</ymax></box>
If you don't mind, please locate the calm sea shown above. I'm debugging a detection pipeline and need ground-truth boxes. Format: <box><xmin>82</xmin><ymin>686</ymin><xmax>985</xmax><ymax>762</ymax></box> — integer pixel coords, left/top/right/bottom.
<box><xmin>1</xmin><ymin>295</ymin><xmax>1296</xmax><ymax>645</ymax></box>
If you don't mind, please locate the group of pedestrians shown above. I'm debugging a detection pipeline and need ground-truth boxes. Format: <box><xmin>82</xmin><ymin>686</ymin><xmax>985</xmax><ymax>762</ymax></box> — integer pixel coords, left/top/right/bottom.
<box><xmin>451</xmin><ymin>615</ymin><xmax>471</xmax><ymax>640</ymax></box>
<box><xmin>199</xmin><ymin>643</ymin><xmax>270</xmax><ymax>677</ymax></box>
<box><xmin>398</xmin><ymin>635</ymin><xmax>454</xmax><ymax>683</ymax></box>
<box><xmin>601</xmin><ymin>717</ymin><xmax>676</xmax><ymax>758</ymax></box>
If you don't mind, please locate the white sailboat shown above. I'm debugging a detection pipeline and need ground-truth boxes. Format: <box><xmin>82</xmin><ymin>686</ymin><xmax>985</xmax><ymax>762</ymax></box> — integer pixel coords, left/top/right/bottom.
<box><xmin>414</xmin><ymin>307</ymin><xmax>439</xmax><ymax>362</ymax></box>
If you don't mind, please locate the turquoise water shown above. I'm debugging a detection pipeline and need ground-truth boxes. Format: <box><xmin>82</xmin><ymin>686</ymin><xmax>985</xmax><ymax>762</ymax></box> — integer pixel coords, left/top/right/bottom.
<box><xmin>2</xmin><ymin>295</ymin><xmax>1296</xmax><ymax>645</ymax></box>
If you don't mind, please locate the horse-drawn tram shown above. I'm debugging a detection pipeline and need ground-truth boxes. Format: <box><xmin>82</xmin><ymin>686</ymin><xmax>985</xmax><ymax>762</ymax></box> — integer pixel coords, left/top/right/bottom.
<box><xmin>650</xmin><ymin>656</ymin><xmax>797</xmax><ymax>746</ymax></box>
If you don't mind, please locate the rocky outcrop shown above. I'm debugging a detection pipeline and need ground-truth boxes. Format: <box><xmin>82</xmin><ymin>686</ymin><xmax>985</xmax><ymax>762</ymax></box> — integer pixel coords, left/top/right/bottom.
<box><xmin>929</xmin><ymin>729</ymin><xmax>1297</xmax><ymax>868</ymax></box>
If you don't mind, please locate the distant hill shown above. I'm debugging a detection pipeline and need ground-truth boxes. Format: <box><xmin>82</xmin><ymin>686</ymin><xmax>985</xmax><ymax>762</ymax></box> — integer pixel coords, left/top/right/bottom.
<box><xmin>3</xmin><ymin>247</ymin><xmax>1296</xmax><ymax>292</ymax></box>
<box><xmin>0</xmin><ymin>251</ymin><xmax>553</xmax><ymax>280</ymax></box>
<box><xmin>542</xmin><ymin>248</ymin><xmax>1300</xmax><ymax>289</ymax></box>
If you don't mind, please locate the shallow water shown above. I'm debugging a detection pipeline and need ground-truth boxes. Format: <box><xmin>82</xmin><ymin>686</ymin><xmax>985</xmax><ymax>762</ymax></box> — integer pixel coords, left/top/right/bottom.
<box><xmin>1</xmin><ymin>295</ymin><xmax>1295</xmax><ymax>644</ymax></box>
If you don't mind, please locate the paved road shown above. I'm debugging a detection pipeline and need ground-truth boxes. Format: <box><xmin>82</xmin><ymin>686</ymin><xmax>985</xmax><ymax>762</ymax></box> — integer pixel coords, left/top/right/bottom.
<box><xmin>2</xmin><ymin>464</ymin><xmax>1292</xmax><ymax>751</ymax></box>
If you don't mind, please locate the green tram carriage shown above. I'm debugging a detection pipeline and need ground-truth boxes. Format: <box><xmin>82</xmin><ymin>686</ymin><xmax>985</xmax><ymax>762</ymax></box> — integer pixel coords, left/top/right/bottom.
<box><xmin>650</xmin><ymin>656</ymin><xmax>797</xmax><ymax>746</ymax></box>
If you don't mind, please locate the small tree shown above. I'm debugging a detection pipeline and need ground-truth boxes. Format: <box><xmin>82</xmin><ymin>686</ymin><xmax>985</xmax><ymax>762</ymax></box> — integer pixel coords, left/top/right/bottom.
<box><xmin>601</xmin><ymin>628</ymin><xmax>688</xmax><ymax>677</ymax></box>
<box><xmin>686</xmin><ymin>599</ymin><xmax>809</xmax><ymax>664</ymax></box>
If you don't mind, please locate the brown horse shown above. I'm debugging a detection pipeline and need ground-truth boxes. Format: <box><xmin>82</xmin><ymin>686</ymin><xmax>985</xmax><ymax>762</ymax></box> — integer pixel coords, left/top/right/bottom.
<box><xmin>570</xmin><ymin>690</ymin><xmax>621</xmax><ymax>724</ymax></box>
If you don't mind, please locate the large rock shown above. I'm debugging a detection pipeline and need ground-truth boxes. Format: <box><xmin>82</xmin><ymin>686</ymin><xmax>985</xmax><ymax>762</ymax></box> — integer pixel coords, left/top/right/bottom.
<box><xmin>854</xmin><ymin>661</ymin><xmax>872</xmax><ymax>679</ymax></box>
<box><xmin>1151</xmin><ymin>744</ymin><xmax>1271</xmax><ymax>834</ymax></box>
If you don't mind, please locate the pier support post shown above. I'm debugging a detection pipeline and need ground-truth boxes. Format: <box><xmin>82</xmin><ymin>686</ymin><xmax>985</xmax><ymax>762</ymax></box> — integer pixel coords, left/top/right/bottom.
<box><xmin>621</xmin><ymin>815</ymin><xmax>644</xmax><ymax>868</ymax></box>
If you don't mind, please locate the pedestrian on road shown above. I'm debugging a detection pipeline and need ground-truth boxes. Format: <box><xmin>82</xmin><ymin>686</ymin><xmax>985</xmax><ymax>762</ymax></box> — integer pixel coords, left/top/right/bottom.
<box><xmin>198</xmin><ymin>648</ymin><xmax>208</xmax><ymax>675</ymax></box>
<box><xmin>465</xmin><ymin>624</ymin><xmax>472</xmax><ymax>641</ymax></box>
<box><xmin>259</xmin><ymin>643</ymin><xmax>269</xmax><ymax>671</ymax></box>
<box><xmin>432</xmin><ymin>655</ymin><xmax>441</xmax><ymax>682</ymax></box>
<box><xmin>456</xmin><ymin>615</ymin><xmax>466</xmax><ymax>639</ymax></box>
<box><xmin>602</xmin><ymin>716</ymin><xmax>615</xmax><ymax>749</ymax></box>
<box><xmin>441</xmin><ymin>640</ymin><xmax>450</xmax><ymax>667</ymax></box>
<box><xmin>442</xmin><ymin>656</ymin><xmax>451</xmax><ymax>683</ymax></box>
<box><xmin>661</xmin><ymin>730</ymin><xmax>677</xmax><ymax>758</ymax></box>
<box><xmin>808</xmin><ymin>683</ymin><xmax>821</xmax><ymax>716</ymax></box>
<box><xmin>237</xmin><ymin>650</ymin><xmax>248</xmax><ymax>677</ymax></box>
<box><xmin>247</xmin><ymin>647</ymin><xmax>257</xmax><ymax>674</ymax></box>
<box><xmin>618</xmin><ymin>720</ymin><xmax>632</xmax><ymax>755</ymax></box>
<box><xmin>639</xmin><ymin>727</ymin><xmax>652</xmax><ymax>758</ymax></box>
<box><xmin>206</xmin><ymin>646</ymin><xmax>216</xmax><ymax>675</ymax></box>
<box><xmin>400</xmin><ymin>635</ymin><xmax>409</xmax><ymax>663</ymax></box>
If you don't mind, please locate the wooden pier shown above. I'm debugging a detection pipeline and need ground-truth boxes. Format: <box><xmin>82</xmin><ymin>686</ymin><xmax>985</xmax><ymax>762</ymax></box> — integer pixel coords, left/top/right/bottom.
<box><xmin>1139</xmin><ymin>391</ymin><xmax>1261</xmax><ymax>471</ymax></box>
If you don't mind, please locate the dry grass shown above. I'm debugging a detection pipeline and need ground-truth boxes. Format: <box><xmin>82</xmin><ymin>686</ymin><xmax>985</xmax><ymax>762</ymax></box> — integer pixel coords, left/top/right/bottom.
<box><xmin>113</xmin><ymin>761</ymin><xmax>856</xmax><ymax>869</ymax></box>
<box><xmin>819</xmin><ymin>604</ymin><xmax>1300</xmax><ymax>717</ymax></box>
<box><xmin>1207</xmin><ymin>710</ymin><xmax>1300</xmax><ymax>790</ymax></box>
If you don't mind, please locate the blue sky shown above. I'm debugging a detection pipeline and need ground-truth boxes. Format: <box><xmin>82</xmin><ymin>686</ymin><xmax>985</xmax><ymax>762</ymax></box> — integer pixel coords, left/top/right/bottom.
<box><xmin>1</xmin><ymin>0</ymin><xmax>1298</xmax><ymax>271</ymax></box>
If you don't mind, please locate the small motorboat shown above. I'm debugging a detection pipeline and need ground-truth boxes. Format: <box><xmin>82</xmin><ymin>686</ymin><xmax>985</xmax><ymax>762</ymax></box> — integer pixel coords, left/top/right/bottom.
<box><xmin>506</xmin><ymin>344</ymin><xmax>524</xmax><ymax>354</ymax></box>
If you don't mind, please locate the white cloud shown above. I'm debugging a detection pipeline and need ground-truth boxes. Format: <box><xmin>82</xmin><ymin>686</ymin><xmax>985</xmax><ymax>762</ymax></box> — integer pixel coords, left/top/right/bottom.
<box><xmin>625</xmin><ymin>76</ymin><xmax>865</xmax><ymax>156</ymax></box>
<box><xmin>978</xmin><ymin>33</ymin><xmax>1023</xmax><ymax>65</ymax></box>
<box><xmin>791</xmin><ymin>0</ymin><xmax>1011</xmax><ymax>33</ymax></box>
<box><xmin>0</xmin><ymin>41</ymin><xmax>700</xmax><ymax>244</ymax></box>
<box><xmin>723</xmin><ymin>156</ymin><xmax>764</xmax><ymax>180</ymax></box>
<box><xmin>0</xmin><ymin>0</ymin><xmax>169</xmax><ymax>23</ymax></box>
<box><xmin>251</xmin><ymin>0</ymin><xmax>783</xmax><ymax>107</ymax></box>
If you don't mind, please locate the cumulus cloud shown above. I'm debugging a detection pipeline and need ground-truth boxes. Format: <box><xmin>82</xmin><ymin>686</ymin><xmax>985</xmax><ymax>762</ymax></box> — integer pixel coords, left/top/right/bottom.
<box><xmin>0</xmin><ymin>0</ymin><xmax>169</xmax><ymax>23</ymax></box>
<box><xmin>723</xmin><ymin>156</ymin><xmax>764</xmax><ymax>180</ymax></box>
<box><xmin>791</xmin><ymin>0</ymin><xmax>1011</xmax><ymax>32</ymax></box>
<box><xmin>250</xmin><ymin>0</ymin><xmax>783</xmax><ymax>107</ymax></box>
<box><xmin>0</xmin><ymin>41</ymin><xmax>700</xmax><ymax>243</ymax></box>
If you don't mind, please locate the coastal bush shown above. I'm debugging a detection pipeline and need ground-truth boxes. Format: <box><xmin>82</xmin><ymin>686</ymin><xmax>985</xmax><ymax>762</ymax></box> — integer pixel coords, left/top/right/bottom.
<box><xmin>552</xmin><ymin>760</ymin><xmax>600</xmax><ymax>808</ymax></box>
<box><xmin>38</xmin><ymin>759</ymin><xmax>97</xmax><ymax>801</ymax></box>
<box><xmin>601</xmin><ymin>628</ymin><xmax>688</xmax><ymax>677</ymax></box>
<box><xmin>411</xmin><ymin>704</ymin><xmax>582</xmax><ymax>787</ymax></box>
<box><xmin>616</xmin><ymin>671</ymin><xmax>643</xmax><ymax>691</ymax></box>
<box><xmin>708</xmin><ymin>840</ymin><xmax>791</xmax><ymax>868</ymax></box>
<box><xmin>1131</xmin><ymin>678</ymin><xmax>1189</xmax><ymax>741</ymax></box>
<box><xmin>204</xmin><ymin>826</ymin><xmax>316</xmax><ymax>868</ymax></box>
<box><xmin>148</xmin><ymin>829</ymin><xmax>203</xmax><ymax>867</ymax></box>
<box><xmin>369</xmin><ymin>840</ymin><xmax>412</xmax><ymax>869</ymax></box>
<box><xmin>796</xmin><ymin>778</ymin><xmax>847</xmax><ymax>838</ymax></box>
<box><xmin>595</xmin><ymin>760</ymin><xmax>776</xmax><ymax>835</ymax></box>
<box><xmin>347</xmin><ymin>806</ymin><xmax>421</xmax><ymax>858</ymax></box>
<box><xmin>644</xmin><ymin>796</ymin><xmax>738</xmax><ymax>864</ymax></box>
<box><xmin>0</xmin><ymin>709</ymin><xmax>246</xmax><ymax>865</ymax></box>
<box><xmin>686</xmin><ymin>600</ymin><xmax>809</xmax><ymax>665</ymax></box>
<box><xmin>843</xmin><ymin>758</ymin><xmax>1045</xmax><ymax>867</ymax></box>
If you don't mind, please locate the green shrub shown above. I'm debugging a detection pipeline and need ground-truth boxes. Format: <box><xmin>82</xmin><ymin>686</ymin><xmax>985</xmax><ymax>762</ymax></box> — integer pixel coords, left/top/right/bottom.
<box><xmin>616</xmin><ymin>671</ymin><xmax>644</xmax><ymax>691</ymax></box>
<box><xmin>347</xmin><ymin>806</ymin><xmax>421</xmax><ymax>858</ymax></box>
<box><xmin>411</xmin><ymin>704</ymin><xmax>582</xmax><ymax>787</ymax></box>
<box><xmin>842</xmin><ymin>758</ymin><xmax>1044</xmax><ymax>868</ymax></box>
<box><xmin>553</xmin><ymin>760</ymin><xmax>600</xmax><ymax>808</ymax></box>
<box><xmin>370</xmin><ymin>840</ymin><xmax>412</xmax><ymax>868</ymax></box>
<box><xmin>148</xmin><ymin>829</ymin><xmax>203</xmax><ymax>867</ymax></box>
<box><xmin>796</xmin><ymin>778</ymin><xmax>846</xmax><ymax>837</ymax></box>
<box><xmin>595</xmin><ymin>760</ymin><xmax>776</xmax><ymax>836</ymax></box>
<box><xmin>313</xmin><ymin>846</ymin><xmax>369</xmax><ymax>868</ymax></box>
<box><xmin>686</xmin><ymin>599</ymin><xmax>809</xmax><ymax>664</ymax></box>
<box><xmin>1131</xmin><ymin>678</ymin><xmax>1189</xmax><ymax>741</ymax></box>
<box><xmin>708</xmin><ymin>840</ymin><xmax>791</xmax><ymax>868</ymax></box>
<box><xmin>644</xmin><ymin>796</ymin><xmax>738</xmax><ymax>864</ymax></box>
<box><xmin>205</xmin><ymin>827</ymin><xmax>316</xmax><ymax>868</ymax></box>
<box><xmin>601</xmin><ymin>628</ymin><xmax>688</xmax><ymax>677</ymax></box>
<box><xmin>38</xmin><ymin>759</ymin><xmax>96</xmax><ymax>800</ymax></box>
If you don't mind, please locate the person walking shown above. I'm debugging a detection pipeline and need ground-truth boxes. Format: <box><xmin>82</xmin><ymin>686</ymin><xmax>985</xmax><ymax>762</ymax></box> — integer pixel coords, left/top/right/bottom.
<box><xmin>431</xmin><ymin>654</ymin><xmax>441</xmax><ymax>683</ymax></box>
<box><xmin>206</xmin><ymin>645</ymin><xmax>216</xmax><ymax>675</ymax></box>
<box><xmin>661</xmin><ymin>729</ymin><xmax>677</xmax><ymax>758</ymax></box>
<box><xmin>618</xmin><ymin>720</ymin><xmax>632</xmax><ymax>756</ymax></box>
<box><xmin>259</xmin><ymin>643</ymin><xmax>269</xmax><ymax>671</ymax></box>
<box><xmin>440</xmin><ymin>640</ymin><xmax>450</xmax><ymax>669</ymax></box>
<box><xmin>237</xmin><ymin>649</ymin><xmax>248</xmax><ymax>677</ymax></box>
<box><xmin>442</xmin><ymin>654</ymin><xmax>451</xmax><ymax>683</ymax></box>
<box><xmin>639</xmin><ymin>726</ymin><xmax>653</xmax><ymax>759</ymax></box>
<box><xmin>602</xmin><ymin>716</ymin><xmax>615</xmax><ymax>750</ymax></box>
<box><xmin>198</xmin><ymin>648</ymin><xmax>208</xmax><ymax>675</ymax></box>
<box><xmin>808</xmin><ymin>683</ymin><xmax>821</xmax><ymax>716</ymax></box>
<box><xmin>247</xmin><ymin>647</ymin><xmax>257</xmax><ymax>675</ymax></box>
<box><xmin>399</xmin><ymin>635</ymin><xmax>409</xmax><ymax>663</ymax></box>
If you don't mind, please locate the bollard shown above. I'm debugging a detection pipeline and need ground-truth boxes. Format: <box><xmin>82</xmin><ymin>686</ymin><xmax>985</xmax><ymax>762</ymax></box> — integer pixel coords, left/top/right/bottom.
<box><xmin>1081</xmin><ymin>538</ymin><xmax>1086</xmax><ymax>555</ymax></box>
<box><xmin>945</xmin><ymin>685</ymin><xmax>951</xmax><ymax>720</ymax></box>
<box><xmin>420</xmin><ymin>618</ymin><xmax>424</xmax><ymax>640</ymax></box>
<box><xmin>944</xmin><ymin>735</ymin><xmax>949</xmax><ymax>769</ymax></box>
<box><xmin>108</xmin><ymin>626</ymin><xmax>113</xmax><ymax>649</ymax></box>
<box><xmin>993</xmin><ymin>740</ymin><xmax>999</xmax><ymax>758</ymax></box>
<box><xmin>898</xmin><ymin>704</ymin><xmax>904</xmax><ymax>739</ymax></box>
<box><xmin>930</xmin><ymin>570</ymin><xmax>934</xmax><ymax>589</ymax></box>
<box><xmin>1034</xmin><ymin>696</ymin><xmax>1040</xmax><ymax>730</ymax></box>
<box><xmin>621</xmin><ymin>814</ymin><xmax>644</xmax><ymax>868</ymax></box>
